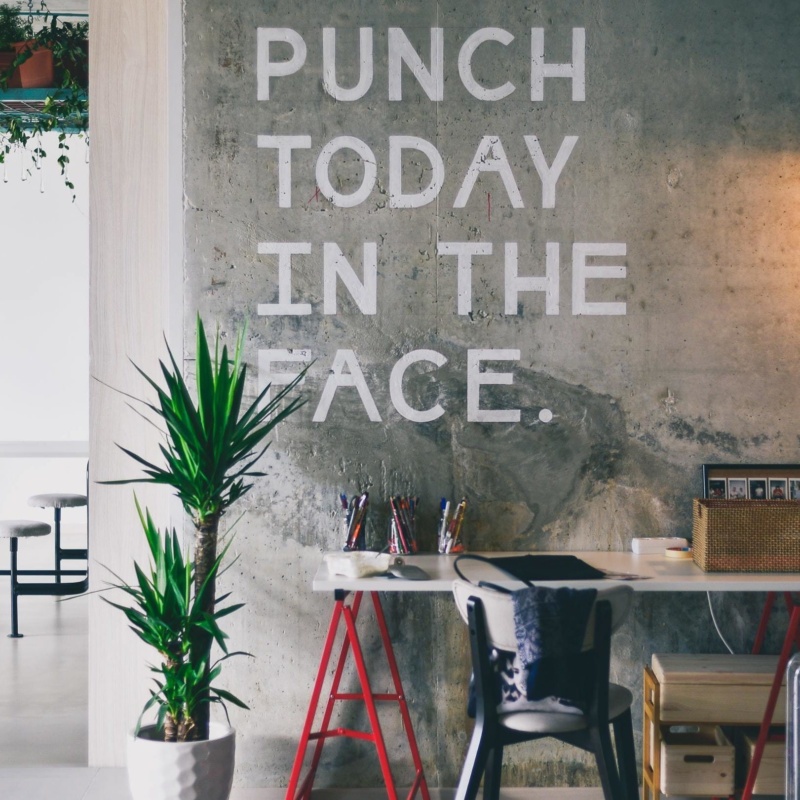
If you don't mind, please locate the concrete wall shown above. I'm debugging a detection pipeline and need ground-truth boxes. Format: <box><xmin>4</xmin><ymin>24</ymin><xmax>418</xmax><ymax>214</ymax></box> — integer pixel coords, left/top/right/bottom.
<box><xmin>181</xmin><ymin>0</ymin><xmax>800</xmax><ymax>788</ymax></box>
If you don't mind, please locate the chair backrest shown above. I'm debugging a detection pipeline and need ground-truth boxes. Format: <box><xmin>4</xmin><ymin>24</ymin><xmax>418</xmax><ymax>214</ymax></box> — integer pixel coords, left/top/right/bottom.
<box><xmin>452</xmin><ymin>579</ymin><xmax>633</xmax><ymax>653</ymax></box>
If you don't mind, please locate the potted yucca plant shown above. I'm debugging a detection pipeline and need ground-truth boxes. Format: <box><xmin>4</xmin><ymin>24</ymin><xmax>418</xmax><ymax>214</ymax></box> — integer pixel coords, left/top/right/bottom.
<box><xmin>106</xmin><ymin>315</ymin><xmax>307</xmax><ymax>800</ymax></box>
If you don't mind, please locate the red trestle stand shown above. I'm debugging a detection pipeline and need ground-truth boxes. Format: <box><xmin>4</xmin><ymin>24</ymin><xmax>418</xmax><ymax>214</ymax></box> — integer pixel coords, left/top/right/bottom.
<box><xmin>742</xmin><ymin>591</ymin><xmax>800</xmax><ymax>800</ymax></box>
<box><xmin>286</xmin><ymin>590</ymin><xmax>430</xmax><ymax>800</ymax></box>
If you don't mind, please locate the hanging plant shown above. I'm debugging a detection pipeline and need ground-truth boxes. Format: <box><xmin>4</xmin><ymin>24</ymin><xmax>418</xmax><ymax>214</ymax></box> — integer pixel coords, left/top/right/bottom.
<box><xmin>0</xmin><ymin>1</ymin><xmax>88</xmax><ymax>197</ymax></box>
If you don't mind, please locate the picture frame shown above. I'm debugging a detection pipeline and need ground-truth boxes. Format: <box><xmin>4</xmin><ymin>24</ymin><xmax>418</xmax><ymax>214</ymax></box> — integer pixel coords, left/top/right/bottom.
<box><xmin>702</xmin><ymin>464</ymin><xmax>800</xmax><ymax>500</ymax></box>
<box><xmin>708</xmin><ymin>479</ymin><xmax>727</xmax><ymax>499</ymax></box>
<box><xmin>728</xmin><ymin>478</ymin><xmax>746</xmax><ymax>499</ymax></box>
<box><xmin>769</xmin><ymin>478</ymin><xmax>788</xmax><ymax>500</ymax></box>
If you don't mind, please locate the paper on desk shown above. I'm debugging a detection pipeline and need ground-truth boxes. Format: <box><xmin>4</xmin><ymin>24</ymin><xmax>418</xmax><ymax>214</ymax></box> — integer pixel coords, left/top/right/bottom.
<box><xmin>325</xmin><ymin>552</ymin><xmax>392</xmax><ymax>578</ymax></box>
<box><xmin>601</xmin><ymin>571</ymin><xmax>650</xmax><ymax>581</ymax></box>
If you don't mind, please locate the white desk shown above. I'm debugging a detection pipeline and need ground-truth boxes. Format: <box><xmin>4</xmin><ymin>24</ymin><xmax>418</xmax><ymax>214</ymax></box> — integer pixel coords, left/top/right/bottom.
<box><xmin>298</xmin><ymin>551</ymin><xmax>800</xmax><ymax>800</ymax></box>
<box><xmin>313</xmin><ymin>550</ymin><xmax>800</xmax><ymax>593</ymax></box>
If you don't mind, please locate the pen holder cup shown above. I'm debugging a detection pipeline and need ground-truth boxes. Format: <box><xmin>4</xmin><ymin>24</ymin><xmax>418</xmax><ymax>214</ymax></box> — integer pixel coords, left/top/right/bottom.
<box><xmin>387</xmin><ymin>517</ymin><xmax>417</xmax><ymax>555</ymax></box>
<box><xmin>341</xmin><ymin>503</ymin><xmax>369</xmax><ymax>551</ymax></box>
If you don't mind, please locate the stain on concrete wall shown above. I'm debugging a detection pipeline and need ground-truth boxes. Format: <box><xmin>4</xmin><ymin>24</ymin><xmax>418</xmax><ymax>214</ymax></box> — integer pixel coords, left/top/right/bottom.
<box><xmin>184</xmin><ymin>0</ymin><xmax>800</xmax><ymax>788</ymax></box>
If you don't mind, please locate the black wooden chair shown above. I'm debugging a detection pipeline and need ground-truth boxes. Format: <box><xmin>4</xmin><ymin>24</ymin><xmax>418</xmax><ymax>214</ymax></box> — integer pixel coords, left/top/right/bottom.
<box><xmin>452</xmin><ymin>579</ymin><xmax>639</xmax><ymax>800</ymax></box>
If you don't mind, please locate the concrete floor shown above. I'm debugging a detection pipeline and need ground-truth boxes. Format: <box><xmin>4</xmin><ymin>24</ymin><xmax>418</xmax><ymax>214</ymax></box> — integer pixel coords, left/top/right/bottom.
<box><xmin>0</xmin><ymin>535</ymin><xmax>611</xmax><ymax>799</ymax></box>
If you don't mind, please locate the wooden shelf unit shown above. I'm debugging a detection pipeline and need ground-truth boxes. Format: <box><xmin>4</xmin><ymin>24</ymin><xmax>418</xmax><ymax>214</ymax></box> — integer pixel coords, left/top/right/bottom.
<box><xmin>643</xmin><ymin>654</ymin><xmax>786</xmax><ymax>800</ymax></box>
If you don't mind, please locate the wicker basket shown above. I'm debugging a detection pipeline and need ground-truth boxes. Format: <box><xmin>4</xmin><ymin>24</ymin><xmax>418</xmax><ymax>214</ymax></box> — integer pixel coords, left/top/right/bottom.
<box><xmin>693</xmin><ymin>499</ymin><xmax>800</xmax><ymax>572</ymax></box>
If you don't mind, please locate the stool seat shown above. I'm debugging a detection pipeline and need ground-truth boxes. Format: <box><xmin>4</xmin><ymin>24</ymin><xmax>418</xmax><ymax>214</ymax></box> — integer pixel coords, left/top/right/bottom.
<box><xmin>1</xmin><ymin>519</ymin><xmax>53</xmax><ymax>637</ymax></box>
<box><xmin>28</xmin><ymin>493</ymin><xmax>87</xmax><ymax>509</ymax></box>
<box><xmin>25</xmin><ymin>490</ymin><xmax>88</xmax><ymax>592</ymax></box>
<box><xmin>0</xmin><ymin>520</ymin><xmax>51</xmax><ymax>539</ymax></box>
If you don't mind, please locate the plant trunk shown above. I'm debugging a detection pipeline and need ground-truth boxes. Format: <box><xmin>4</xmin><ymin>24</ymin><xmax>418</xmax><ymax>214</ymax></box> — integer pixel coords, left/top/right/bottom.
<box><xmin>192</xmin><ymin>512</ymin><xmax>221</xmax><ymax>740</ymax></box>
<box><xmin>177</xmin><ymin>716</ymin><xmax>196</xmax><ymax>742</ymax></box>
<box><xmin>163</xmin><ymin>714</ymin><xmax>177</xmax><ymax>742</ymax></box>
<box><xmin>194</xmin><ymin>513</ymin><xmax>220</xmax><ymax>611</ymax></box>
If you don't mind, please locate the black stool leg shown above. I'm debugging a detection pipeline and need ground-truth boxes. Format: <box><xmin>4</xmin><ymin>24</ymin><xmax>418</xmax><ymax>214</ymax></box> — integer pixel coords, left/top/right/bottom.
<box><xmin>8</xmin><ymin>537</ymin><xmax>22</xmax><ymax>638</ymax></box>
<box><xmin>54</xmin><ymin>507</ymin><xmax>62</xmax><ymax>584</ymax></box>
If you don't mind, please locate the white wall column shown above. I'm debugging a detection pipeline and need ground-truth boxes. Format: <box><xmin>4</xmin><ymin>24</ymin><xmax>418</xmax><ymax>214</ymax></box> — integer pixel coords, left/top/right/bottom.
<box><xmin>88</xmin><ymin>0</ymin><xmax>182</xmax><ymax>765</ymax></box>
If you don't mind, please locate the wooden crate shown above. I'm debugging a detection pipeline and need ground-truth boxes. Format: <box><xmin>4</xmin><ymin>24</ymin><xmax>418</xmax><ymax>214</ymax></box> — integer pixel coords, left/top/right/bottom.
<box><xmin>660</xmin><ymin>724</ymin><xmax>734</xmax><ymax>796</ymax></box>
<box><xmin>738</xmin><ymin>729</ymin><xmax>785</xmax><ymax>795</ymax></box>
<box><xmin>652</xmin><ymin>653</ymin><xmax>786</xmax><ymax>724</ymax></box>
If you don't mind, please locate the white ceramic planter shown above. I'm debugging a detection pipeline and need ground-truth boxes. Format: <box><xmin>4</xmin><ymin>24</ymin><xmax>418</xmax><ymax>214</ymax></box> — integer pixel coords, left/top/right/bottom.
<box><xmin>127</xmin><ymin>722</ymin><xmax>235</xmax><ymax>800</ymax></box>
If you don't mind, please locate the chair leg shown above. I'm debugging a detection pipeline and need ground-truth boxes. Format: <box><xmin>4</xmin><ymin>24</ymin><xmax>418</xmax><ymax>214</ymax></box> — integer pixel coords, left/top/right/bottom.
<box><xmin>613</xmin><ymin>709</ymin><xmax>640</xmax><ymax>800</ymax></box>
<box><xmin>8</xmin><ymin>537</ymin><xmax>22</xmax><ymax>638</ymax></box>
<box><xmin>455</xmin><ymin>721</ymin><xmax>492</xmax><ymax>800</ymax></box>
<box><xmin>483</xmin><ymin>744</ymin><xmax>504</xmax><ymax>800</ymax></box>
<box><xmin>590</xmin><ymin>723</ymin><xmax>625</xmax><ymax>800</ymax></box>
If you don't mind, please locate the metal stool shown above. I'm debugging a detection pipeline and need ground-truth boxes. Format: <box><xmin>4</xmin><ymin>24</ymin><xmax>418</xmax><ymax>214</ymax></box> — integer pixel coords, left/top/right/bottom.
<box><xmin>0</xmin><ymin>519</ymin><xmax>51</xmax><ymax>638</ymax></box>
<box><xmin>27</xmin><ymin>492</ymin><xmax>87</xmax><ymax>585</ymax></box>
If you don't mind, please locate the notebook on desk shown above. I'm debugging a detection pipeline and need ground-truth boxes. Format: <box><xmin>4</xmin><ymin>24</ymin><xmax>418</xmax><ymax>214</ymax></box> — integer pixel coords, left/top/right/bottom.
<box><xmin>454</xmin><ymin>553</ymin><xmax>607</xmax><ymax>584</ymax></box>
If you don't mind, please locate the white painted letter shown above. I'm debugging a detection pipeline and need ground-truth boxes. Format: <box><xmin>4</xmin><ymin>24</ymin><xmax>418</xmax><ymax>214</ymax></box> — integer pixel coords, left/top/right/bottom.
<box><xmin>316</xmin><ymin>136</ymin><xmax>377</xmax><ymax>208</ymax></box>
<box><xmin>437</xmin><ymin>241</ymin><xmax>493</xmax><ymax>315</ymax></box>
<box><xmin>505</xmin><ymin>242</ymin><xmax>560</xmax><ymax>315</ymax></box>
<box><xmin>531</xmin><ymin>27</ymin><xmax>586</xmax><ymax>101</ymax></box>
<box><xmin>388</xmin><ymin>28</ymin><xmax>443</xmax><ymax>101</ymax></box>
<box><xmin>467</xmin><ymin>349</ymin><xmax>521</xmax><ymax>423</ymax></box>
<box><xmin>257</xmin><ymin>242</ymin><xmax>313</xmax><ymax>316</ymax></box>
<box><xmin>257</xmin><ymin>28</ymin><xmax>307</xmax><ymax>101</ymax></box>
<box><xmin>390</xmin><ymin>350</ymin><xmax>448</xmax><ymax>423</ymax></box>
<box><xmin>453</xmin><ymin>136</ymin><xmax>523</xmax><ymax>209</ymax></box>
<box><xmin>389</xmin><ymin>136</ymin><xmax>445</xmax><ymax>208</ymax></box>
<box><xmin>258</xmin><ymin>349</ymin><xmax>312</xmax><ymax>405</ymax></box>
<box><xmin>572</xmin><ymin>243</ymin><xmax>627</xmax><ymax>316</ymax></box>
<box><xmin>322</xmin><ymin>28</ymin><xmax>374</xmax><ymax>101</ymax></box>
<box><xmin>458</xmin><ymin>28</ymin><xmax>515</xmax><ymax>101</ymax></box>
<box><xmin>323</xmin><ymin>242</ymin><xmax>377</xmax><ymax>315</ymax></box>
<box><xmin>313</xmin><ymin>350</ymin><xmax>381</xmax><ymax>422</ymax></box>
<box><xmin>523</xmin><ymin>135</ymin><xmax>578</xmax><ymax>209</ymax></box>
<box><xmin>257</xmin><ymin>135</ymin><xmax>312</xmax><ymax>208</ymax></box>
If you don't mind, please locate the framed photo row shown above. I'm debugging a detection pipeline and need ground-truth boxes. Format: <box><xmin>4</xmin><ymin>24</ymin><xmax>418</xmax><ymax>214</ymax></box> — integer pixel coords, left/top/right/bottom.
<box><xmin>702</xmin><ymin>463</ymin><xmax>800</xmax><ymax>501</ymax></box>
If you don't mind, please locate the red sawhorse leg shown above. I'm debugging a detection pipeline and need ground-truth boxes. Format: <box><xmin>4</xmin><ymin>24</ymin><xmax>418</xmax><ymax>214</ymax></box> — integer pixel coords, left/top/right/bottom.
<box><xmin>751</xmin><ymin>591</ymin><xmax>798</xmax><ymax>655</ymax></box>
<box><xmin>285</xmin><ymin>589</ymin><xmax>430</xmax><ymax>800</ymax></box>
<box><xmin>741</xmin><ymin>593</ymin><xmax>800</xmax><ymax>800</ymax></box>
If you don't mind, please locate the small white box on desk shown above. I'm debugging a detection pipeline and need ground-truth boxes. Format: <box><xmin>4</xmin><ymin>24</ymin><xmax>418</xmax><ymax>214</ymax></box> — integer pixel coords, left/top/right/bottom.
<box><xmin>631</xmin><ymin>537</ymin><xmax>689</xmax><ymax>554</ymax></box>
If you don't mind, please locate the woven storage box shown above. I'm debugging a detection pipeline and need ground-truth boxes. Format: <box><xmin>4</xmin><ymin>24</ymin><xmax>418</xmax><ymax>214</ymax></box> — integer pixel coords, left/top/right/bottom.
<box><xmin>692</xmin><ymin>498</ymin><xmax>800</xmax><ymax>572</ymax></box>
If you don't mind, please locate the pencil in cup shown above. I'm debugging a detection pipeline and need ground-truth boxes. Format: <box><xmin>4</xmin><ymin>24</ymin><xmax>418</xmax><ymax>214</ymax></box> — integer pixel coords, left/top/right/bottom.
<box><xmin>439</xmin><ymin>497</ymin><xmax>466</xmax><ymax>553</ymax></box>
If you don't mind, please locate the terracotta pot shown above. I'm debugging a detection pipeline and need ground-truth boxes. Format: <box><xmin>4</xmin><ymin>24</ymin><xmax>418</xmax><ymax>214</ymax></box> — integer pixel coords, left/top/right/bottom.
<box><xmin>8</xmin><ymin>40</ymin><xmax>54</xmax><ymax>88</ymax></box>
<box><xmin>127</xmin><ymin>722</ymin><xmax>236</xmax><ymax>800</ymax></box>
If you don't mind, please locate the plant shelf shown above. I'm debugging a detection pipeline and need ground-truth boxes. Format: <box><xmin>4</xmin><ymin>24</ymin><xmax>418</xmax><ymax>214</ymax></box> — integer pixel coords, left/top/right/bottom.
<box><xmin>0</xmin><ymin>87</ymin><xmax>87</xmax><ymax>132</ymax></box>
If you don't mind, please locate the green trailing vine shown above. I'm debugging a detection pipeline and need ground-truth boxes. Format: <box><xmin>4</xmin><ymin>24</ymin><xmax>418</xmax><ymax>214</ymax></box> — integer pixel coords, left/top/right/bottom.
<box><xmin>0</xmin><ymin>2</ymin><xmax>87</xmax><ymax>197</ymax></box>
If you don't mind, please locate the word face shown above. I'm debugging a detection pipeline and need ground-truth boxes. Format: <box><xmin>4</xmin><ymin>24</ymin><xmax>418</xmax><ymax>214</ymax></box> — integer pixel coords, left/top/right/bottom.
<box><xmin>259</xmin><ymin>347</ymin><xmax>527</xmax><ymax>424</ymax></box>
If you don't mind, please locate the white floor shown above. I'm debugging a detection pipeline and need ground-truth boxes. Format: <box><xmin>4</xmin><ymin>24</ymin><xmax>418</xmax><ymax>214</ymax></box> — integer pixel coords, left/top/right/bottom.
<box><xmin>0</xmin><ymin>535</ymin><xmax>613</xmax><ymax>799</ymax></box>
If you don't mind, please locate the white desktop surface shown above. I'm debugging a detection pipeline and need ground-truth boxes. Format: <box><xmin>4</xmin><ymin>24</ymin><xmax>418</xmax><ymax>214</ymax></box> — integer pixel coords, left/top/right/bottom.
<box><xmin>313</xmin><ymin>551</ymin><xmax>800</xmax><ymax>593</ymax></box>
